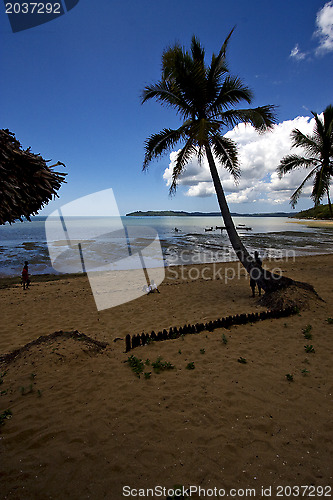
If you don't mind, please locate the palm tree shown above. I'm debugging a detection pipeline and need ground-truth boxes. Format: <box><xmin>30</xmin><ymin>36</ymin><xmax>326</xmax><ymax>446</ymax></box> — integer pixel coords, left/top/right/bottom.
<box><xmin>141</xmin><ymin>31</ymin><xmax>287</xmax><ymax>293</ymax></box>
<box><xmin>0</xmin><ymin>129</ymin><xmax>66</xmax><ymax>224</ymax></box>
<box><xmin>277</xmin><ymin>105</ymin><xmax>333</xmax><ymax>218</ymax></box>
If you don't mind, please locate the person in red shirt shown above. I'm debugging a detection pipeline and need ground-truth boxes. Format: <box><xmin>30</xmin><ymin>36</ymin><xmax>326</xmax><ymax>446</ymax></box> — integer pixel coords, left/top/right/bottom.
<box><xmin>22</xmin><ymin>261</ymin><xmax>31</xmax><ymax>290</ymax></box>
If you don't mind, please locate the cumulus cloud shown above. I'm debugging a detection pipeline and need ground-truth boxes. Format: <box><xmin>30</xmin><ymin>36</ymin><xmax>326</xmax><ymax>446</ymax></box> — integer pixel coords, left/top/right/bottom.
<box><xmin>163</xmin><ymin>115</ymin><xmax>318</xmax><ymax>206</ymax></box>
<box><xmin>315</xmin><ymin>0</ymin><xmax>333</xmax><ymax>53</ymax></box>
<box><xmin>291</xmin><ymin>1</ymin><xmax>333</xmax><ymax>60</ymax></box>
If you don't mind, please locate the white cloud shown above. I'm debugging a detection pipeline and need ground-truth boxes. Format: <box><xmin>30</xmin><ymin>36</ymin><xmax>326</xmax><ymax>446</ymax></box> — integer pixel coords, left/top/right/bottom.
<box><xmin>290</xmin><ymin>44</ymin><xmax>307</xmax><ymax>60</ymax></box>
<box><xmin>163</xmin><ymin>115</ymin><xmax>319</xmax><ymax>206</ymax></box>
<box><xmin>315</xmin><ymin>0</ymin><xmax>333</xmax><ymax>53</ymax></box>
<box><xmin>291</xmin><ymin>1</ymin><xmax>333</xmax><ymax>60</ymax></box>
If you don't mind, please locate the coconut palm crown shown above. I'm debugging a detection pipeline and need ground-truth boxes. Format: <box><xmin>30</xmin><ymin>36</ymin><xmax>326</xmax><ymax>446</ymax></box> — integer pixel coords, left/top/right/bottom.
<box><xmin>141</xmin><ymin>31</ymin><xmax>282</xmax><ymax>292</ymax></box>
<box><xmin>277</xmin><ymin>105</ymin><xmax>333</xmax><ymax>217</ymax></box>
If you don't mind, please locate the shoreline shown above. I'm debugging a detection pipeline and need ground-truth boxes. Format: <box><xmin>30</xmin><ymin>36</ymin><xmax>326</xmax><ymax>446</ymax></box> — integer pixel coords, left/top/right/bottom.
<box><xmin>1</xmin><ymin>249</ymin><xmax>333</xmax><ymax>284</ymax></box>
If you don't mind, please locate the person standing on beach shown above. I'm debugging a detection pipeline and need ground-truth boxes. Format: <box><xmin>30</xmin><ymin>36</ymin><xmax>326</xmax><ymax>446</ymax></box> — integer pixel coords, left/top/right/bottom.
<box><xmin>250</xmin><ymin>251</ymin><xmax>262</xmax><ymax>297</ymax></box>
<box><xmin>22</xmin><ymin>261</ymin><xmax>31</xmax><ymax>290</ymax></box>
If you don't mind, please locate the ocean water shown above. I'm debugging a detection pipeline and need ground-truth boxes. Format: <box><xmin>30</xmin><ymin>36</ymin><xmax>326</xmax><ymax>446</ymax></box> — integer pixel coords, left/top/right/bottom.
<box><xmin>0</xmin><ymin>215</ymin><xmax>332</xmax><ymax>278</ymax></box>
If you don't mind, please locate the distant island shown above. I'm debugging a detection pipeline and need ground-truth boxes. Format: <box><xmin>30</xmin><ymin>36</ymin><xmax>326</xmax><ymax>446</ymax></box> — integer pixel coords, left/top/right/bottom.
<box><xmin>126</xmin><ymin>210</ymin><xmax>295</xmax><ymax>217</ymax></box>
<box><xmin>290</xmin><ymin>203</ymin><xmax>332</xmax><ymax>220</ymax></box>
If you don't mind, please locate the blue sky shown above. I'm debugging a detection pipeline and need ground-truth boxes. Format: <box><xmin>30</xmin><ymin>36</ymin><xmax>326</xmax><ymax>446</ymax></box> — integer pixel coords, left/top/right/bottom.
<box><xmin>1</xmin><ymin>0</ymin><xmax>332</xmax><ymax>215</ymax></box>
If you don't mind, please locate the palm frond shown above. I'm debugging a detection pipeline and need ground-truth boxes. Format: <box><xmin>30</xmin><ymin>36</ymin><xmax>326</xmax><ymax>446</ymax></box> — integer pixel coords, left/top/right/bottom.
<box><xmin>323</xmin><ymin>104</ymin><xmax>333</xmax><ymax>138</ymax></box>
<box><xmin>290</xmin><ymin>129</ymin><xmax>321</xmax><ymax>156</ymax></box>
<box><xmin>289</xmin><ymin>166</ymin><xmax>318</xmax><ymax>208</ymax></box>
<box><xmin>219</xmin><ymin>105</ymin><xmax>277</xmax><ymax>132</ymax></box>
<box><xmin>141</xmin><ymin>81</ymin><xmax>192</xmax><ymax>118</ymax></box>
<box><xmin>161</xmin><ymin>43</ymin><xmax>184</xmax><ymax>81</ymax></box>
<box><xmin>0</xmin><ymin>129</ymin><xmax>66</xmax><ymax>225</ymax></box>
<box><xmin>208</xmin><ymin>76</ymin><xmax>253</xmax><ymax>117</ymax></box>
<box><xmin>311</xmin><ymin>111</ymin><xmax>325</xmax><ymax>144</ymax></box>
<box><xmin>143</xmin><ymin>125</ymin><xmax>189</xmax><ymax>170</ymax></box>
<box><xmin>189</xmin><ymin>118</ymin><xmax>219</xmax><ymax>151</ymax></box>
<box><xmin>277</xmin><ymin>155</ymin><xmax>319</xmax><ymax>178</ymax></box>
<box><xmin>169</xmin><ymin>140</ymin><xmax>197</xmax><ymax>194</ymax></box>
<box><xmin>160</xmin><ymin>41</ymin><xmax>208</xmax><ymax>115</ymax></box>
<box><xmin>190</xmin><ymin>36</ymin><xmax>205</xmax><ymax>64</ymax></box>
<box><xmin>207</xmin><ymin>28</ymin><xmax>235</xmax><ymax>99</ymax></box>
<box><xmin>210</xmin><ymin>133</ymin><xmax>240</xmax><ymax>181</ymax></box>
<box><xmin>311</xmin><ymin>168</ymin><xmax>331</xmax><ymax>206</ymax></box>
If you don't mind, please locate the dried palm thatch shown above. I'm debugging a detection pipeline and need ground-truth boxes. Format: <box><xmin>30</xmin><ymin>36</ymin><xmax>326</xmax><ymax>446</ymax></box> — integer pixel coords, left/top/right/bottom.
<box><xmin>0</xmin><ymin>129</ymin><xmax>67</xmax><ymax>224</ymax></box>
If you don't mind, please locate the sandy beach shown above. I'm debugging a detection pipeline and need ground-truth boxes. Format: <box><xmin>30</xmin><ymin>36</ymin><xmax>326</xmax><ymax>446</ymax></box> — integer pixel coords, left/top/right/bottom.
<box><xmin>0</xmin><ymin>254</ymin><xmax>332</xmax><ymax>499</ymax></box>
<box><xmin>288</xmin><ymin>218</ymin><xmax>333</xmax><ymax>228</ymax></box>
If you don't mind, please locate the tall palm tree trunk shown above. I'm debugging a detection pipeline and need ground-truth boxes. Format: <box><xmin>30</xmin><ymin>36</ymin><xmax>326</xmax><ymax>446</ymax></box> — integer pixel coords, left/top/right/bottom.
<box><xmin>205</xmin><ymin>145</ymin><xmax>291</xmax><ymax>293</ymax></box>
<box><xmin>327</xmin><ymin>187</ymin><xmax>333</xmax><ymax>219</ymax></box>
<box><xmin>205</xmin><ymin>145</ymin><xmax>251</xmax><ymax>264</ymax></box>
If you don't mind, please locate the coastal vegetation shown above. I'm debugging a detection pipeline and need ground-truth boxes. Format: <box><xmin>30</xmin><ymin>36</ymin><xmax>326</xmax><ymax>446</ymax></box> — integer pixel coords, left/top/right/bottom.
<box><xmin>0</xmin><ymin>129</ymin><xmax>66</xmax><ymax>225</ymax></box>
<box><xmin>278</xmin><ymin>104</ymin><xmax>333</xmax><ymax>219</ymax></box>
<box><xmin>292</xmin><ymin>203</ymin><xmax>333</xmax><ymax>220</ymax></box>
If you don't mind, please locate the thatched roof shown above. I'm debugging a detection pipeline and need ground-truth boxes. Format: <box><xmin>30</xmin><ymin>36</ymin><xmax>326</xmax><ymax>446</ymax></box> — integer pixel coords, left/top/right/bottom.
<box><xmin>0</xmin><ymin>129</ymin><xmax>67</xmax><ymax>224</ymax></box>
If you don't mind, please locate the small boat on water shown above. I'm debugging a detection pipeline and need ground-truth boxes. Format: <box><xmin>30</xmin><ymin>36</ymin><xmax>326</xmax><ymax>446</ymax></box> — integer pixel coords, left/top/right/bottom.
<box><xmin>204</xmin><ymin>227</ymin><xmax>214</xmax><ymax>232</ymax></box>
<box><xmin>236</xmin><ymin>225</ymin><xmax>252</xmax><ymax>231</ymax></box>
